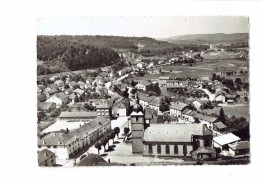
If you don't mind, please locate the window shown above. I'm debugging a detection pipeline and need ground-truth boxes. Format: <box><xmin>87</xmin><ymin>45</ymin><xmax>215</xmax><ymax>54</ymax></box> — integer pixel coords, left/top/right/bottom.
<box><xmin>148</xmin><ymin>145</ymin><xmax>153</xmax><ymax>154</ymax></box>
<box><xmin>157</xmin><ymin>145</ymin><xmax>161</xmax><ymax>154</ymax></box>
<box><xmin>166</xmin><ymin>145</ymin><xmax>170</xmax><ymax>154</ymax></box>
<box><xmin>174</xmin><ymin>145</ymin><xmax>178</xmax><ymax>154</ymax></box>
<box><xmin>183</xmin><ymin>145</ymin><xmax>187</xmax><ymax>155</ymax></box>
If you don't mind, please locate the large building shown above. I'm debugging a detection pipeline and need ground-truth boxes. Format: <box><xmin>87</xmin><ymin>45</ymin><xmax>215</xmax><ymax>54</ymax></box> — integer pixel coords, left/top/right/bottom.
<box><xmin>143</xmin><ymin>124</ymin><xmax>213</xmax><ymax>157</ymax></box>
<box><xmin>96</xmin><ymin>103</ymin><xmax>112</xmax><ymax>119</ymax></box>
<box><xmin>130</xmin><ymin>96</ymin><xmax>214</xmax><ymax>157</ymax></box>
<box><xmin>38</xmin><ymin>116</ymin><xmax>111</xmax><ymax>160</ymax></box>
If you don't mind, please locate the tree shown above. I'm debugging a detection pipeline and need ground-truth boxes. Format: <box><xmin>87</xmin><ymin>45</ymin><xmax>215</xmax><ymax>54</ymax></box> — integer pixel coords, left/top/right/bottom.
<box><xmin>114</xmin><ymin>127</ymin><xmax>120</xmax><ymax>139</ymax></box>
<box><xmin>124</xmin><ymin>127</ymin><xmax>130</xmax><ymax>136</ymax></box>
<box><xmin>100</xmin><ymin>136</ymin><xmax>109</xmax><ymax>152</ymax></box>
<box><xmin>37</xmin><ymin>111</ymin><xmax>46</xmax><ymax>122</ymax></box>
<box><xmin>94</xmin><ymin>141</ymin><xmax>101</xmax><ymax>155</ymax></box>
<box><xmin>109</xmin><ymin>131</ymin><xmax>116</xmax><ymax>143</ymax></box>
<box><xmin>235</xmin><ymin>78</ymin><xmax>242</xmax><ymax>85</ymax></box>
<box><xmin>218</xmin><ymin>108</ymin><xmax>225</xmax><ymax>123</ymax></box>
<box><xmin>212</xmin><ymin>73</ymin><xmax>217</xmax><ymax>81</ymax></box>
<box><xmin>64</xmin><ymin>84</ymin><xmax>70</xmax><ymax>89</ymax></box>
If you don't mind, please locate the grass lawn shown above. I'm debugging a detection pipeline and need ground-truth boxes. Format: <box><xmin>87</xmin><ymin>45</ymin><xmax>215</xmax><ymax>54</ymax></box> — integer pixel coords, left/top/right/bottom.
<box><xmin>203</xmin><ymin>103</ymin><xmax>250</xmax><ymax>121</ymax></box>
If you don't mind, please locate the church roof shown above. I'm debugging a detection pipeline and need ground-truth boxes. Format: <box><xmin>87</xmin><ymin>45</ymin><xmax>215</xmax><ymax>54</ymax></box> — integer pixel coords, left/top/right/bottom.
<box><xmin>143</xmin><ymin>123</ymin><xmax>211</xmax><ymax>143</ymax></box>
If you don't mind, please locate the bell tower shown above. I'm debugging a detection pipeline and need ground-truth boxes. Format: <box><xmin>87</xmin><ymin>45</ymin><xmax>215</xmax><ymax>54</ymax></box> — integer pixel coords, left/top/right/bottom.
<box><xmin>131</xmin><ymin>93</ymin><xmax>144</xmax><ymax>153</ymax></box>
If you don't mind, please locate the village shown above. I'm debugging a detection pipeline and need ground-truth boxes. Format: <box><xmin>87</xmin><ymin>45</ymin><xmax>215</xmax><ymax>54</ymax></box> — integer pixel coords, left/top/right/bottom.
<box><xmin>37</xmin><ymin>45</ymin><xmax>250</xmax><ymax>166</ymax></box>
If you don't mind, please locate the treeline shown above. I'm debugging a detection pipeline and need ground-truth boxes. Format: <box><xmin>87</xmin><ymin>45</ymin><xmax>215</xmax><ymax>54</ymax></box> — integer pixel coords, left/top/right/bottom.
<box><xmin>140</xmin><ymin>44</ymin><xmax>210</xmax><ymax>57</ymax></box>
<box><xmin>62</xmin><ymin>45</ymin><xmax>120</xmax><ymax>71</ymax></box>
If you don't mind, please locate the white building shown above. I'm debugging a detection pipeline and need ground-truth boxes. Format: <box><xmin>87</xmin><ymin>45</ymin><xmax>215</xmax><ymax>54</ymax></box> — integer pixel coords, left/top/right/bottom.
<box><xmin>213</xmin><ymin>133</ymin><xmax>241</xmax><ymax>150</ymax></box>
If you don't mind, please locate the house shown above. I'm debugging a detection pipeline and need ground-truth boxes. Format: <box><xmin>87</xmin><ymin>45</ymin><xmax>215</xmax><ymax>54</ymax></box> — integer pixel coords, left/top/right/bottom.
<box><xmin>69</xmin><ymin>81</ymin><xmax>77</xmax><ymax>88</ymax></box>
<box><xmin>193</xmin><ymin>113</ymin><xmax>217</xmax><ymax>130</ymax></box>
<box><xmin>192</xmin><ymin>98</ymin><xmax>209</xmax><ymax>110</ymax></box>
<box><xmin>116</xmin><ymin>102</ymin><xmax>127</xmax><ymax>117</ymax></box>
<box><xmin>181</xmin><ymin>109</ymin><xmax>197</xmax><ymax>122</ymax></box>
<box><xmin>38</xmin><ymin>149</ymin><xmax>56</xmax><ymax>166</ymax></box>
<box><xmin>37</xmin><ymin>102</ymin><xmax>56</xmax><ymax>113</ymax></box>
<box><xmin>92</xmin><ymin>116</ymin><xmax>111</xmax><ymax>137</ymax></box>
<box><xmin>148</xmin><ymin>97</ymin><xmax>163</xmax><ymax>112</ymax></box>
<box><xmin>198</xmin><ymin>77</ymin><xmax>210</xmax><ymax>84</ymax></box>
<box><xmin>158</xmin><ymin>80</ymin><xmax>167</xmax><ymax>87</ymax></box>
<box><xmin>48</xmin><ymin>88</ymin><xmax>59</xmax><ymax>95</ymax></box>
<box><xmin>213</xmin><ymin>133</ymin><xmax>241</xmax><ymax>150</ymax></box>
<box><xmin>215</xmin><ymin>94</ymin><xmax>226</xmax><ymax>103</ymax></box>
<box><xmin>138</xmin><ymin>94</ymin><xmax>156</xmax><ymax>108</ymax></box>
<box><xmin>142</xmin><ymin>124</ymin><xmax>213</xmax><ymax>157</ymax></box>
<box><xmin>59</xmin><ymin>111</ymin><xmax>97</xmax><ymax>121</ymax></box>
<box><xmin>135</xmin><ymin>81</ymin><xmax>151</xmax><ymax>91</ymax></box>
<box><xmin>64</xmin><ymin>88</ymin><xmax>73</xmax><ymax>95</ymax></box>
<box><xmin>54</xmin><ymin>80</ymin><xmax>64</xmax><ymax>87</ymax></box>
<box><xmin>213</xmin><ymin>122</ymin><xmax>227</xmax><ymax>132</ymax></box>
<box><xmin>170</xmin><ymin>102</ymin><xmax>188</xmax><ymax>118</ymax></box>
<box><xmin>96</xmin><ymin>103</ymin><xmax>112</xmax><ymax>119</ymax></box>
<box><xmin>38</xmin><ymin>120</ymin><xmax>108</xmax><ymax>160</ymax></box>
<box><xmin>77</xmin><ymin>81</ymin><xmax>86</xmax><ymax>89</ymax></box>
<box><xmin>225</xmin><ymin>94</ymin><xmax>237</xmax><ymax>104</ymax></box>
<box><xmin>137</xmin><ymin>62</ymin><xmax>146</xmax><ymax>69</ymax></box>
<box><xmin>46</xmin><ymin>93</ymin><xmax>69</xmax><ymax>106</ymax></box>
<box><xmin>73</xmin><ymin>88</ymin><xmax>84</xmax><ymax>96</ymax></box>
<box><xmin>228</xmin><ymin>141</ymin><xmax>250</xmax><ymax>157</ymax></box>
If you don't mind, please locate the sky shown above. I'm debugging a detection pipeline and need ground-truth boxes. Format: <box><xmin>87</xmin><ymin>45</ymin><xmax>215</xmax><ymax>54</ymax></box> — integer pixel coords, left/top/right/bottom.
<box><xmin>37</xmin><ymin>16</ymin><xmax>249</xmax><ymax>38</ymax></box>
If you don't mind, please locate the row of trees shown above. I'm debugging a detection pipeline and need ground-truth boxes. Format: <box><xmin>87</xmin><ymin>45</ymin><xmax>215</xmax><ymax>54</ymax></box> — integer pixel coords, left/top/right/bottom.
<box><xmin>94</xmin><ymin>127</ymin><xmax>120</xmax><ymax>154</ymax></box>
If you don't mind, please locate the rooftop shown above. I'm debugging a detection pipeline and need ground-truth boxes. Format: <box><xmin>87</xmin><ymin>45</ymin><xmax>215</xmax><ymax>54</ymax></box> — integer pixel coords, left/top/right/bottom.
<box><xmin>59</xmin><ymin>111</ymin><xmax>97</xmax><ymax>118</ymax></box>
<box><xmin>170</xmin><ymin>102</ymin><xmax>187</xmax><ymax>111</ymax></box>
<box><xmin>213</xmin><ymin>133</ymin><xmax>241</xmax><ymax>146</ymax></box>
<box><xmin>38</xmin><ymin>149</ymin><xmax>55</xmax><ymax>164</ymax></box>
<box><xmin>228</xmin><ymin>141</ymin><xmax>250</xmax><ymax>151</ymax></box>
<box><xmin>37</xmin><ymin>102</ymin><xmax>55</xmax><ymax>111</ymax></box>
<box><xmin>194</xmin><ymin>113</ymin><xmax>217</xmax><ymax>123</ymax></box>
<box><xmin>143</xmin><ymin>123</ymin><xmax>212</xmax><ymax>143</ymax></box>
<box><xmin>214</xmin><ymin>122</ymin><xmax>227</xmax><ymax>130</ymax></box>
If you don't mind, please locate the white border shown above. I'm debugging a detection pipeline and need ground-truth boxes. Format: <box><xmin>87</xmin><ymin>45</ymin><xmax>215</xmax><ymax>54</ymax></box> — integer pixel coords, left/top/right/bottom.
<box><xmin>1</xmin><ymin>1</ymin><xmax>260</xmax><ymax>182</ymax></box>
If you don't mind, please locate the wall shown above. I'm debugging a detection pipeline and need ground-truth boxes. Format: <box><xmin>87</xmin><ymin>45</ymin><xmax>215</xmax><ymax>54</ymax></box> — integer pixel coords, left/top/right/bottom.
<box><xmin>143</xmin><ymin>143</ymin><xmax>193</xmax><ymax>157</ymax></box>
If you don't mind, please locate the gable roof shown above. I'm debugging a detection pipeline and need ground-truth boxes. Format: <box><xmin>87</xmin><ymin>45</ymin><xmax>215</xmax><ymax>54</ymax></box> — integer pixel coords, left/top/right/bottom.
<box><xmin>143</xmin><ymin>124</ymin><xmax>211</xmax><ymax>143</ymax></box>
<box><xmin>77</xmin><ymin>154</ymin><xmax>107</xmax><ymax>166</ymax></box>
<box><xmin>56</xmin><ymin>92</ymin><xmax>69</xmax><ymax>99</ymax></box>
<box><xmin>182</xmin><ymin>109</ymin><xmax>197</xmax><ymax>116</ymax></box>
<box><xmin>38</xmin><ymin>149</ymin><xmax>55</xmax><ymax>164</ymax></box>
<box><xmin>228</xmin><ymin>141</ymin><xmax>250</xmax><ymax>151</ymax></box>
<box><xmin>38</xmin><ymin>102</ymin><xmax>55</xmax><ymax>111</ymax></box>
<box><xmin>213</xmin><ymin>133</ymin><xmax>241</xmax><ymax>146</ymax></box>
<box><xmin>149</xmin><ymin>97</ymin><xmax>162</xmax><ymax>107</ymax></box>
<box><xmin>150</xmin><ymin>115</ymin><xmax>165</xmax><ymax>124</ymax></box>
<box><xmin>170</xmin><ymin>102</ymin><xmax>187</xmax><ymax>111</ymax></box>
<box><xmin>38</xmin><ymin>132</ymin><xmax>75</xmax><ymax>146</ymax></box>
<box><xmin>214</xmin><ymin>122</ymin><xmax>227</xmax><ymax>130</ymax></box>
<box><xmin>194</xmin><ymin>113</ymin><xmax>217</xmax><ymax>123</ymax></box>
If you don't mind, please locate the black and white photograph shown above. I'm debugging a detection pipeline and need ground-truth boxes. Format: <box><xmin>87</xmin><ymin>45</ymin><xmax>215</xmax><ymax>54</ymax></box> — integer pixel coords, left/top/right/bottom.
<box><xmin>36</xmin><ymin>16</ymin><xmax>250</xmax><ymax>167</ymax></box>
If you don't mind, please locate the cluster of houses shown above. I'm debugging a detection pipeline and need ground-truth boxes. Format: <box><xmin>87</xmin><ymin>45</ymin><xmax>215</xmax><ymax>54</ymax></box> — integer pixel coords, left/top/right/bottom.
<box><xmin>129</xmin><ymin>94</ymin><xmax>249</xmax><ymax>159</ymax></box>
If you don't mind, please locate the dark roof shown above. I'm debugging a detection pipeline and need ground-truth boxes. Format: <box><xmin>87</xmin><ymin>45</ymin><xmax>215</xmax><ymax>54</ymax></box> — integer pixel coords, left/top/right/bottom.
<box><xmin>77</xmin><ymin>154</ymin><xmax>107</xmax><ymax>166</ymax></box>
<box><xmin>194</xmin><ymin>113</ymin><xmax>217</xmax><ymax>123</ymax></box>
<box><xmin>214</xmin><ymin>122</ymin><xmax>227</xmax><ymax>130</ymax></box>
<box><xmin>182</xmin><ymin>109</ymin><xmax>197</xmax><ymax>116</ymax></box>
<box><xmin>38</xmin><ymin>149</ymin><xmax>55</xmax><ymax>164</ymax></box>
<box><xmin>37</xmin><ymin>102</ymin><xmax>55</xmax><ymax>111</ymax></box>
<box><xmin>228</xmin><ymin>141</ymin><xmax>250</xmax><ymax>151</ymax></box>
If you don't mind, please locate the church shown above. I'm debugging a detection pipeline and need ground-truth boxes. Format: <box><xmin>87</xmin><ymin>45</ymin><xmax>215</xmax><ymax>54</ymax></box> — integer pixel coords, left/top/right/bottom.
<box><xmin>130</xmin><ymin>94</ymin><xmax>214</xmax><ymax>157</ymax></box>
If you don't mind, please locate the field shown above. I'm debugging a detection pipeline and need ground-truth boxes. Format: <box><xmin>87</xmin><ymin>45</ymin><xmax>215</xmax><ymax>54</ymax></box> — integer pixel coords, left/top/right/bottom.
<box><xmin>203</xmin><ymin>103</ymin><xmax>250</xmax><ymax>121</ymax></box>
<box><xmin>141</xmin><ymin>58</ymin><xmax>248</xmax><ymax>80</ymax></box>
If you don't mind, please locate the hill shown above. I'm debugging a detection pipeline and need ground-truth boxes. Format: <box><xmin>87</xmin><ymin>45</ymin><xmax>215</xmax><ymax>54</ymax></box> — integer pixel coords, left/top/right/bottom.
<box><xmin>159</xmin><ymin>33</ymin><xmax>249</xmax><ymax>44</ymax></box>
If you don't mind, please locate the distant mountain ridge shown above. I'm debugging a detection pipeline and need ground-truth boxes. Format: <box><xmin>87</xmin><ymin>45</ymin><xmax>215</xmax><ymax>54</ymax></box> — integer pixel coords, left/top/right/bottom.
<box><xmin>159</xmin><ymin>33</ymin><xmax>249</xmax><ymax>44</ymax></box>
